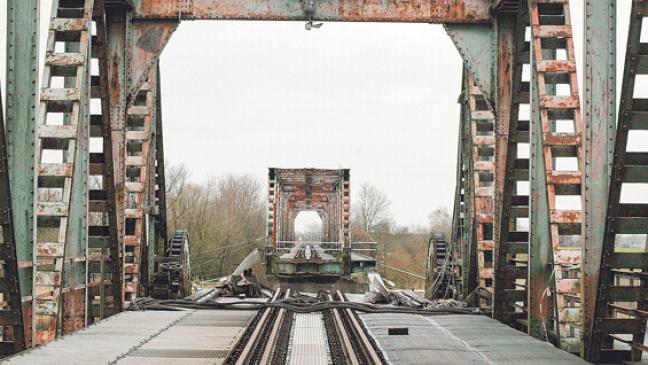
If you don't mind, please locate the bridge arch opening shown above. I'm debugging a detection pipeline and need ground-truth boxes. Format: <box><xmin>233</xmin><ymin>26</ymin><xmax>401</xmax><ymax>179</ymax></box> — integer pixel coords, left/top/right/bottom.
<box><xmin>294</xmin><ymin>210</ymin><xmax>323</xmax><ymax>242</ymax></box>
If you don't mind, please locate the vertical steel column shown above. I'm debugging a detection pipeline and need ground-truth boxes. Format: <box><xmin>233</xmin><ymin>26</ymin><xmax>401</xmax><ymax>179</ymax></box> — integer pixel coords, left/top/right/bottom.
<box><xmin>493</xmin><ymin>11</ymin><xmax>516</xmax><ymax>243</ymax></box>
<box><xmin>0</xmin><ymin>84</ymin><xmax>26</xmax><ymax>356</ymax></box>
<box><xmin>6</xmin><ymin>0</ymin><xmax>38</xmax><ymax>347</ymax></box>
<box><xmin>266</xmin><ymin>169</ymin><xmax>276</xmax><ymax>274</ymax></box>
<box><xmin>582</xmin><ymin>0</ymin><xmax>616</xmax><ymax>357</ymax></box>
<box><xmin>33</xmin><ymin>0</ymin><xmax>95</xmax><ymax>344</ymax></box>
<box><xmin>106</xmin><ymin>8</ymin><xmax>128</xmax><ymax>307</ymax></box>
<box><xmin>528</xmin><ymin>32</ymin><xmax>555</xmax><ymax>346</ymax></box>
<box><xmin>588</xmin><ymin>1</ymin><xmax>648</xmax><ymax>362</ymax></box>
<box><xmin>528</xmin><ymin>0</ymin><xmax>585</xmax><ymax>352</ymax></box>
<box><xmin>342</xmin><ymin>170</ymin><xmax>351</xmax><ymax>275</ymax></box>
<box><xmin>143</xmin><ymin>66</ymin><xmax>160</xmax><ymax>293</ymax></box>
<box><xmin>154</xmin><ymin>66</ymin><xmax>168</xmax><ymax>258</ymax></box>
<box><xmin>460</xmin><ymin>70</ymin><xmax>478</xmax><ymax>300</ymax></box>
<box><xmin>451</xmin><ymin>123</ymin><xmax>465</xmax><ymax>297</ymax></box>
<box><xmin>86</xmin><ymin>0</ymin><xmax>122</xmax><ymax>324</ymax></box>
<box><xmin>467</xmin><ymin>74</ymin><xmax>497</xmax><ymax>308</ymax></box>
<box><xmin>493</xmin><ymin>4</ymin><xmax>531</xmax><ymax>329</ymax></box>
<box><xmin>122</xmin><ymin>69</ymin><xmax>155</xmax><ymax>301</ymax></box>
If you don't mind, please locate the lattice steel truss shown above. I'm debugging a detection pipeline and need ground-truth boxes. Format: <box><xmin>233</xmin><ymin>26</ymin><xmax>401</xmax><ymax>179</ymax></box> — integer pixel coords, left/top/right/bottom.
<box><xmin>588</xmin><ymin>1</ymin><xmax>648</xmax><ymax>362</ymax></box>
<box><xmin>2</xmin><ymin>0</ymin><xmax>642</xmax><ymax>362</ymax></box>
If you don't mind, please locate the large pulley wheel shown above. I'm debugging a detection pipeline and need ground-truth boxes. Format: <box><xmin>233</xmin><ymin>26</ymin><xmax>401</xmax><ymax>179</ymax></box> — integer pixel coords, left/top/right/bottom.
<box><xmin>153</xmin><ymin>229</ymin><xmax>192</xmax><ymax>299</ymax></box>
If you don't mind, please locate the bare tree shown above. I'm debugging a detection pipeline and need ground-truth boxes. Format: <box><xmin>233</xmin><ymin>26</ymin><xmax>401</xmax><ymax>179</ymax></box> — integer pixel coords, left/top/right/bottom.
<box><xmin>352</xmin><ymin>183</ymin><xmax>391</xmax><ymax>233</ymax></box>
<box><xmin>428</xmin><ymin>206</ymin><xmax>451</xmax><ymax>240</ymax></box>
<box><xmin>165</xmin><ymin>165</ymin><xmax>265</xmax><ymax>280</ymax></box>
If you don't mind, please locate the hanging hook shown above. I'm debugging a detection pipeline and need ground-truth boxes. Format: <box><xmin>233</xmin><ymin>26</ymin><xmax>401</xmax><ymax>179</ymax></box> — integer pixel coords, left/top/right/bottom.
<box><xmin>304</xmin><ymin>0</ymin><xmax>323</xmax><ymax>30</ymax></box>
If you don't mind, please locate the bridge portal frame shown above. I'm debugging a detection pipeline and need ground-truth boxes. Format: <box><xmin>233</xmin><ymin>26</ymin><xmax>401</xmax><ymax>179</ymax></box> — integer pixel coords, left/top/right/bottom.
<box><xmin>3</xmin><ymin>0</ymin><xmax>623</xmax><ymax>361</ymax></box>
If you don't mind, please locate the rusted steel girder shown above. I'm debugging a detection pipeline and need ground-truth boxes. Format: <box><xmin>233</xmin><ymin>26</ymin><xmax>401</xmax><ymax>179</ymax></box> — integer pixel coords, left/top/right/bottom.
<box><xmin>123</xmin><ymin>69</ymin><xmax>157</xmax><ymax>301</ymax></box>
<box><xmin>581</xmin><ymin>0</ymin><xmax>616</xmax><ymax>358</ymax></box>
<box><xmin>450</xmin><ymin>123</ymin><xmax>466</xmax><ymax>298</ymax></box>
<box><xmin>0</xmin><ymin>78</ymin><xmax>26</xmax><ymax>357</ymax></box>
<box><xmin>154</xmin><ymin>66</ymin><xmax>168</xmax><ymax>258</ymax></box>
<box><xmin>446</xmin><ymin>24</ymin><xmax>496</xmax><ymax>105</ymax></box>
<box><xmin>458</xmin><ymin>70</ymin><xmax>479</xmax><ymax>300</ymax></box>
<box><xmin>131</xmin><ymin>0</ymin><xmax>492</xmax><ymax>22</ymax></box>
<box><xmin>128</xmin><ymin>21</ymin><xmax>178</xmax><ymax>106</ymax></box>
<box><xmin>107</xmin><ymin>7</ymin><xmax>129</xmax><ymax>307</ymax></box>
<box><xmin>466</xmin><ymin>74</ymin><xmax>496</xmax><ymax>309</ymax></box>
<box><xmin>493</xmin><ymin>8</ymin><xmax>528</xmax><ymax>328</ymax></box>
<box><xmin>587</xmin><ymin>1</ymin><xmax>648</xmax><ymax>362</ymax></box>
<box><xmin>33</xmin><ymin>0</ymin><xmax>96</xmax><ymax>345</ymax></box>
<box><xmin>87</xmin><ymin>0</ymin><xmax>123</xmax><ymax>324</ymax></box>
<box><xmin>528</xmin><ymin>0</ymin><xmax>585</xmax><ymax>352</ymax></box>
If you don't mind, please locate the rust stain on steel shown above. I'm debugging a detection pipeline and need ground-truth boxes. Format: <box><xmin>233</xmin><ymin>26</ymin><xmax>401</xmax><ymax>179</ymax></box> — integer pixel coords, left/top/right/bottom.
<box><xmin>544</xmin><ymin>132</ymin><xmax>581</xmax><ymax>146</ymax></box>
<box><xmin>555</xmin><ymin>278</ymin><xmax>580</xmax><ymax>294</ymax></box>
<box><xmin>136</xmin><ymin>26</ymin><xmax>165</xmax><ymax>53</ymax></box>
<box><xmin>555</xmin><ymin>250</ymin><xmax>581</xmax><ymax>266</ymax></box>
<box><xmin>540</xmin><ymin>95</ymin><xmax>579</xmax><ymax>109</ymax></box>
<box><xmin>22</xmin><ymin>302</ymin><xmax>32</xmax><ymax>348</ymax></box>
<box><xmin>128</xmin><ymin>21</ymin><xmax>177</xmax><ymax>103</ymax></box>
<box><xmin>550</xmin><ymin>210</ymin><xmax>581</xmax><ymax>224</ymax></box>
<box><xmin>479</xmin><ymin>268</ymin><xmax>493</xmax><ymax>279</ymax></box>
<box><xmin>62</xmin><ymin>289</ymin><xmax>85</xmax><ymax>335</ymax></box>
<box><xmin>546</xmin><ymin>171</ymin><xmax>582</xmax><ymax>185</ymax></box>
<box><xmin>36</xmin><ymin>242</ymin><xmax>64</xmax><ymax>257</ymax></box>
<box><xmin>34</xmin><ymin>315</ymin><xmax>57</xmax><ymax>345</ymax></box>
<box><xmin>134</xmin><ymin>0</ymin><xmax>492</xmax><ymax>23</ymax></box>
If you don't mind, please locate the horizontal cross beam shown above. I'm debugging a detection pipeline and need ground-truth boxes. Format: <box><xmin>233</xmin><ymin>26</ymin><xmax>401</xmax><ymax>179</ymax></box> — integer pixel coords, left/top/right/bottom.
<box><xmin>132</xmin><ymin>0</ymin><xmax>492</xmax><ymax>23</ymax></box>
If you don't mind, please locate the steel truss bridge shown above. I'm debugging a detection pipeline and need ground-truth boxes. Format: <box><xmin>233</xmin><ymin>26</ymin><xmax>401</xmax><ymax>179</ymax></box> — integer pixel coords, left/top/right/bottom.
<box><xmin>0</xmin><ymin>0</ymin><xmax>645</xmax><ymax>363</ymax></box>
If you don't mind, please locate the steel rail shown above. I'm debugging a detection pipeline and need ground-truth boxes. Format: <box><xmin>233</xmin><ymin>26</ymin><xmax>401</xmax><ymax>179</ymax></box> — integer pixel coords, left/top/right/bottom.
<box><xmin>335</xmin><ymin>290</ymin><xmax>384</xmax><ymax>365</ymax></box>
<box><xmin>327</xmin><ymin>294</ymin><xmax>360</xmax><ymax>365</ymax></box>
<box><xmin>259</xmin><ymin>289</ymin><xmax>291</xmax><ymax>364</ymax></box>
<box><xmin>234</xmin><ymin>289</ymin><xmax>281</xmax><ymax>365</ymax></box>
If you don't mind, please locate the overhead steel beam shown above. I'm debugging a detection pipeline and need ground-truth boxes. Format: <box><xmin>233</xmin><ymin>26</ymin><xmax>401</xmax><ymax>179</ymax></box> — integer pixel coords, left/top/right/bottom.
<box><xmin>6</xmin><ymin>0</ymin><xmax>38</xmax><ymax>346</ymax></box>
<box><xmin>131</xmin><ymin>0</ymin><xmax>492</xmax><ymax>22</ymax></box>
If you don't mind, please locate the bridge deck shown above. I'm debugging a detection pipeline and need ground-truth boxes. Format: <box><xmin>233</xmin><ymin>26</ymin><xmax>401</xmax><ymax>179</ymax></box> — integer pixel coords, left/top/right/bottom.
<box><xmin>0</xmin><ymin>298</ymin><xmax>601</xmax><ymax>365</ymax></box>
<box><xmin>359</xmin><ymin>312</ymin><xmax>589</xmax><ymax>365</ymax></box>
<box><xmin>1</xmin><ymin>302</ymin><xmax>259</xmax><ymax>365</ymax></box>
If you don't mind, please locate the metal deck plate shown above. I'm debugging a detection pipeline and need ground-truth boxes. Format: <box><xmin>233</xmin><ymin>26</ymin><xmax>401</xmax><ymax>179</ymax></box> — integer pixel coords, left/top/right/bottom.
<box><xmin>359</xmin><ymin>313</ymin><xmax>590</xmax><ymax>365</ymax></box>
<box><xmin>287</xmin><ymin>313</ymin><xmax>330</xmax><ymax>365</ymax></box>
<box><xmin>1</xmin><ymin>308</ymin><xmax>256</xmax><ymax>365</ymax></box>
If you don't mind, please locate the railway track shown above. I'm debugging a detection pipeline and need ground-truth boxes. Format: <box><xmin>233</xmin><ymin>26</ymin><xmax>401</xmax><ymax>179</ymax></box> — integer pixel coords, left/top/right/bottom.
<box><xmin>226</xmin><ymin>289</ymin><xmax>385</xmax><ymax>365</ymax></box>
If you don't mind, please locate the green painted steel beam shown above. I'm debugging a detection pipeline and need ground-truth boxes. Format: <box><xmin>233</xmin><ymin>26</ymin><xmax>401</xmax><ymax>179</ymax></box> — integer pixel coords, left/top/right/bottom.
<box><xmin>446</xmin><ymin>24</ymin><xmax>496</xmax><ymax>106</ymax></box>
<box><xmin>528</xmin><ymin>31</ymin><xmax>555</xmax><ymax>343</ymax></box>
<box><xmin>459</xmin><ymin>69</ymin><xmax>478</xmax><ymax>301</ymax></box>
<box><xmin>6</xmin><ymin>0</ymin><xmax>38</xmax><ymax>316</ymax></box>
<box><xmin>582</xmin><ymin>0</ymin><xmax>616</xmax><ymax>357</ymax></box>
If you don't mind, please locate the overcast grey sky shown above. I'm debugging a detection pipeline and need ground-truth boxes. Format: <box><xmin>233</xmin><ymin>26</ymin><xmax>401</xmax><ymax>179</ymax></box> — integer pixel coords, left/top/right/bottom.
<box><xmin>0</xmin><ymin>1</ymin><xmax>635</xmax><ymax>227</ymax></box>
